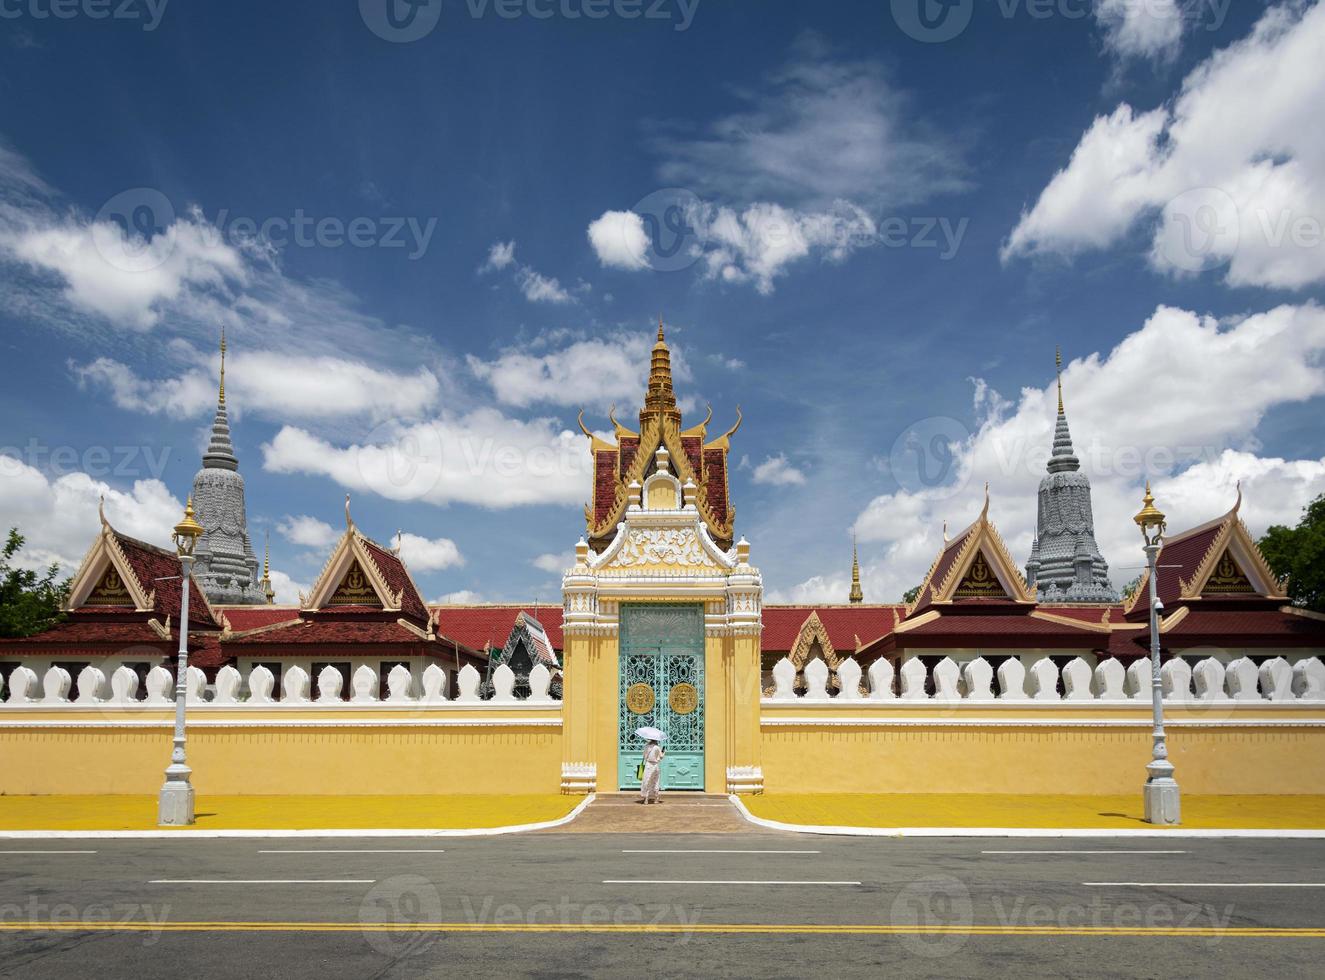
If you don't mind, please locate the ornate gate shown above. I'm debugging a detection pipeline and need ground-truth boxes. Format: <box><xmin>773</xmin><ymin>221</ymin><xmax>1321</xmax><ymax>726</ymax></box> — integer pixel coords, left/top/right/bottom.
<box><xmin>618</xmin><ymin>603</ymin><xmax>705</xmax><ymax>790</ymax></box>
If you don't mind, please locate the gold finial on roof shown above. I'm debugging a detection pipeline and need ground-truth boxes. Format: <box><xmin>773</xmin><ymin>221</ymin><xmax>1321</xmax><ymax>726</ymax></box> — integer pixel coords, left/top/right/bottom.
<box><xmin>640</xmin><ymin>317</ymin><xmax>680</xmax><ymax>428</ymax></box>
<box><xmin>980</xmin><ymin>482</ymin><xmax>990</xmax><ymax>520</ymax></box>
<box><xmin>1133</xmin><ymin>479</ymin><xmax>1166</xmax><ymax>537</ymax></box>
<box><xmin>1056</xmin><ymin>345</ymin><xmax>1063</xmax><ymax>415</ymax></box>
<box><xmin>849</xmin><ymin>535</ymin><xmax>864</xmax><ymax>604</ymax></box>
<box><xmin>344</xmin><ymin>493</ymin><xmax>354</xmax><ymax>530</ymax></box>
<box><xmin>260</xmin><ymin>530</ymin><xmax>275</xmax><ymax>603</ymax></box>
<box><xmin>1232</xmin><ymin>480</ymin><xmax>1242</xmax><ymax>515</ymax></box>
<box><xmin>942</xmin><ymin>519</ymin><xmax>949</xmax><ymax>544</ymax></box>
<box><xmin>219</xmin><ymin>327</ymin><xmax>227</xmax><ymax>407</ymax></box>
<box><xmin>98</xmin><ymin>494</ymin><xmax>109</xmax><ymax>529</ymax></box>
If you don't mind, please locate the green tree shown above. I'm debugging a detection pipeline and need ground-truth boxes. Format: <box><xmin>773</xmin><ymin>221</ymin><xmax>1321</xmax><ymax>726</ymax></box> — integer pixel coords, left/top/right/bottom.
<box><xmin>901</xmin><ymin>585</ymin><xmax>921</xmax><ymax>604</ymax></box>
<box><xmin>0</xmin><ymin>528</ymin><xmax>70</xmax><ymax>639</ymax></box>
<box><xmin>1259</xmin><ymin>494</ymin><xmax>1325</xmax><ymax>613</ymax></box>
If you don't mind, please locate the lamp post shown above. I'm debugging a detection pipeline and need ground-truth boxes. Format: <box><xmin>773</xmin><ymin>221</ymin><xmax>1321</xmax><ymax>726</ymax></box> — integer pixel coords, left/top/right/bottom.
<box><xmin>158</xmin><ymin>497</ymin><xmax>203</xmax><ymax>826</ymax></box>
<box><xmin>1134</xmin><ymin>481</ymin><xmax>1180</xmax><ymax>825</ymax></box>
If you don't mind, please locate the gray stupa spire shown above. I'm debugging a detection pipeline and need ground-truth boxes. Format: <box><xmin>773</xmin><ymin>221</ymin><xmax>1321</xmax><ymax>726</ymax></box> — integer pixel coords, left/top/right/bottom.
<box><xmin>190</xmin><ymin>329</ymin><xmax>269</xmax><ymax>605</ymax></box>
<box><xmin>1027</xmin><ymin>348</ymin><xmax>1118</xmax><ymax>603</ymax></box>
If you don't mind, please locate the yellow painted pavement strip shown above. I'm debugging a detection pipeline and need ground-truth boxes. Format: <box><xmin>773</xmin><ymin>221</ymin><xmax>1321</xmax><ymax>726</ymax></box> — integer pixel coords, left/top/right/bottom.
<box><xmin>0</xmin><ymin>795</ymin><xmax>578</xmax><ymax>831</ymax></box>
<box><xmin>742</xmin><ymin>794</ymin><xmax>1325</xmax><ymax>830</ymax></box>
<box><xmin>0</xmin><ymin>922</ymin><xmax>1323</xmax><ymax>937</ymax></box>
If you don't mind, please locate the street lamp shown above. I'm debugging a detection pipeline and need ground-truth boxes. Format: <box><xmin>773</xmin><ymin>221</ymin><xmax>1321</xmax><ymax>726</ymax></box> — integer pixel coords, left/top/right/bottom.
<box><xmin>158</xmin><ymin>497</ymin><xmax>203</xmax><ymax>826</ymax></box>
<box><xmin>1134</xmin><ymin>480</ymin><xmax>1180</xmax><ymax>825</ymax></box>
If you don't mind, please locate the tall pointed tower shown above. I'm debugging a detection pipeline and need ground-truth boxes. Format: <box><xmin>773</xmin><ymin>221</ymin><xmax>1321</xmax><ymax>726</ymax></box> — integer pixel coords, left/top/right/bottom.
<box><xmin>580</xmin><ymin>319</ymin><xmax>739</xmax><ymax>552</ymax></box>
<box><xmin>1026</xmin><ymin>349</ymin><xmax>1118</xmax><ymax>603</ymax></box>
<box><xmin>190</xmin><ymin>330</ymin><xmax>269</xmax><ymax>605</ymax></box>
<box><xmin>848</xmin><ymin>538</ymin><xmax>864</xmax><ymax>604</ymax></box>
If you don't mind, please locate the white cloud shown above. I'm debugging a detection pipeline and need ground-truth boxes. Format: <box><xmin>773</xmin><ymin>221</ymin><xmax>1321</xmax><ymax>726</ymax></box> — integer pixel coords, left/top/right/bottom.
<box><xmin>0</xmin><ymin>207</ymin><xmax>248</xmax><ymax>331</ymax></box>
<box><xmin>265</xmin><ymin>568</ymin><xmax>309</xmax><ymax>606</ymax></box>
<box><xmin>480</xmin><ymin>240</ymin><xmax>516</xmax><ymax>273</ymax></box>
<box><xmin>653</xmin><ymin>35</ymin><xmax>967</xmax><ymax>209</ymax></box>
<box><xmin>467</xmin><ymin>328</ymin><xmax>692</xmax><ymax>411</ymax></box>
<box><xmin>0</xmin><ymin>454</ymin><xmax>181</xmax><ymax>572</ymax></box>
<box><xmin>72</xmin><ymin>352</ymin><xmax>440</xmax><ymax>421</ymax></box>
<box><xmin>692</xmin><ymin>199</ymin><xmax>877</xmax><ymax>295</ymax></box>
<box><xmin>1005</xmin><ymin>2</ymin><xmax>1325</xmax><ymax>290</ymax></box>
<box><xmin>396</xmin><ymin>532</ymin><xmax>464</xmax><ymax>571</ymax></box>
<box><xmin>1094</xmin><ymin>0</ymin><xmax>1185</xmax><ymax>60</ymax></box>
<box><xmin>802</xmin><ymin>302</ymin><xmax>1325</xmax><ymax>606</ymax></box>
<box><xmin>587</xmin><ymin>211</ymin><xmax>650</xmax><ymax>270</ymax></box>
<box><xmin>433</xmin><ymin>589</ymin><xmax>483</xmax><ymax>604</ymax></box>
<box><xmin>260</xmin><ymin>407</ymin><xmax>592</xmax><ymax>509</ymax></box>
<box><xmin>531</xmin><ymin>552</ymin><xmax>568</xmax><ymax>573</ymax></box>
<box><xmin>515</xmin><ymin>265</ymin><xmax>572</xmax><ymax>304</ymax></box>
<box><xmin>277</xmin><ymin>514</ymin><xmax>339</xmax><ymax>549</ymax></box>
<box><xmin>751</xmin><ymin>453</ymin><xmax>808</xmax><ymax>486</ymax></box>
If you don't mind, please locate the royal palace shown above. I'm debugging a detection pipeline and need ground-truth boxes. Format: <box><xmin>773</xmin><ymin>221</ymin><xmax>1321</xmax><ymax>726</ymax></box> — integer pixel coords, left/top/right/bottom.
<box><xmin>3</xmin><ymin>324</ymin><xmax>1325</xmax><ymax>800</ymax></box>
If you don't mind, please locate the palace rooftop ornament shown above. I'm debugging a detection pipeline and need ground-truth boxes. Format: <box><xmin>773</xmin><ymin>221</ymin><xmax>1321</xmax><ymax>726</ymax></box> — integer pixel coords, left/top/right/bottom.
<box><xmin>189</xmin><ymin>329</ymin><xmax>269</xmax><ymax>605</ymax></box>
<box><xmin>1026</xmin><ymin>347</ymin><xmax>1119</xmax><ymax>603</ymax></box>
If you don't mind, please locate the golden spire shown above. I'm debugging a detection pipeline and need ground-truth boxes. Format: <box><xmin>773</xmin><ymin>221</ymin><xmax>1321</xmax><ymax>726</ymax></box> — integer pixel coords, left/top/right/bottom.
<box><xmin>849</xmin><ymin>536</ymin><xmax>864</xmax><ymax>604</ymax></box>
<box><xmin>1055</xmin><ymin>345</ymin><xmax>1063</xmax><ymax>415</ymax></box>
<box><xmin>219</xmin><ymin>327</ymin><xmax>227</xmax><ymax>407</ymax></box>
<box><xmin>640</xmin><ymin>316</ymin><xmax>681</xmax><ymax>428</ymax></box>
<box><xmin>260</xmin><ymin>530</ymin><xmax>275</xmax><ymax>603</ymax></box>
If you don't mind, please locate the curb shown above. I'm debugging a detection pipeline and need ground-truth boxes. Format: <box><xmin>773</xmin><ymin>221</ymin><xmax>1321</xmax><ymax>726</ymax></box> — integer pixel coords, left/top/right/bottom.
<box><xmin>0</xmin><ymin>794</ymin><xmax>596</xmax><ymax>839</ymax></box>
<box><xmin>727</xmin><ymin>796</ymin><xmax>1325</xmax><ymax>839</ymax></box>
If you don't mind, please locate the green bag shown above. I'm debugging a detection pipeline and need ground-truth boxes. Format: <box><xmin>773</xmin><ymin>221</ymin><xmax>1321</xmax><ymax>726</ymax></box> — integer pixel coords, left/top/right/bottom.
<box><xmin>636</xmin><ymin>762</ymin><xmax>645</xmax><ymax>781</ymax></box>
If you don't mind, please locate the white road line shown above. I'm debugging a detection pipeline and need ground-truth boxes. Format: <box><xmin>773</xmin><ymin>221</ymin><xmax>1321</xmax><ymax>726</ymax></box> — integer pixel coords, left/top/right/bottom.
<box><xmin>984</xmin><ymin>850</ymin><xmax>1188</xmax><ymax>855</ymax></box>
<box><xmin>148</xmin><ymin>879</ymin><xmax>376</xmax><ymax>885</ymax></box>
<box><xmin>257</xmin><ymin>849</ymin><xmax>447</xmax><ymax>854</ymax></box>
<box><xmin>621</xmin><ymin>849</ymin><xmax>821</xmax><ymax>854</ymax></box>
<box><xmin>1084</xmin><ymin>882</ymin><xmax>1325</xmax><ymax>888</ymax></box>
<box><xmin>603</xmin><ymin>879</ymin><xmax>860</xmax><ymax>886</ymax></box>
<box><xmin>0</xmin><ymin>850</ymin><xmax>98</xmax><ymax>855</ymax></box>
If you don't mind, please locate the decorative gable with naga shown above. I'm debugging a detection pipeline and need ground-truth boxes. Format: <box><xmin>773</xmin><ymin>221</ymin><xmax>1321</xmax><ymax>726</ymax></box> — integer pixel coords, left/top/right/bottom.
<box><xmin>563</xmin><ymin>445</ymin><xmax>762</xmax><ymax>638</ymax></box>
<box><xmin>580</xmin><ymin>321</ymin><xmax>739</xmax><ymax>552</ymax></box>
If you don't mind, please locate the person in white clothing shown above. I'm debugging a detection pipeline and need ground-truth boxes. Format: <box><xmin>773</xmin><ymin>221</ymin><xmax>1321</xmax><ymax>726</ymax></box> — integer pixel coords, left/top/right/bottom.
<box><xmin>639</xmin><ymin>740</ymin><xmax>665</xmax><ymax>804</ymax></box>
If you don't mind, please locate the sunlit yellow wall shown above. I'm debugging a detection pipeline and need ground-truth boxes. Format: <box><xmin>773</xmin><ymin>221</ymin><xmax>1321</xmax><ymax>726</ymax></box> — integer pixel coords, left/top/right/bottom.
<box><xmin>0</xmin><ymin>708</ymin><xmax>563</xmax><ymax>795</ymax></box>
<box><xmin>758</xmin><ymin>703</ymin><xmax>1325</xmax><ymax>795</ymax></box>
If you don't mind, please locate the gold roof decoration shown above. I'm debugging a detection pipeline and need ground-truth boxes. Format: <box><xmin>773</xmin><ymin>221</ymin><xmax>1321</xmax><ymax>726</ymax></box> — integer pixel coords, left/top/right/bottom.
<box><xmin>848</xmin><ymin>537</ymin><xmax>864</xmax><ymax>604</ymax></box>
<box><xmin>580</xmin><ymin>320</ymin><xmax>738</xmax><ymax>550</ymax></box>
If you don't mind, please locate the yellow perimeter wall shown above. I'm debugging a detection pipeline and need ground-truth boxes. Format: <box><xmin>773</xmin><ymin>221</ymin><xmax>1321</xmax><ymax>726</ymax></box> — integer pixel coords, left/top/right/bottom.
<box><xmin>0</xmin><ymin>708</ymin><xmax>563</xmax><ymax>796</ymax></box>
<box><xmin>5</xmin><ymin>703</ymin><xmax>1325</xmax><ymax>796</ymax></box>
<box><xmin>759</xmin><ymin>703</ymin><xmax>1325</xmax><ymax>795</ymax></box>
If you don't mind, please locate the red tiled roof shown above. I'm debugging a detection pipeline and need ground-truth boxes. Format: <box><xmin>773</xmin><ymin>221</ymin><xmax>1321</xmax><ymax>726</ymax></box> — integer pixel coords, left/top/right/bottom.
<box><xmin>106</xmin><ymin>530</ymin><xmax>216</xmax><ymax>629</ymax></box>
<box><xmin>225</xmin><ymin>618</ymin><xmax>435</xmax><ymax>646</ymax></box>
<box><xmin>434</xmin><ymin>605</ymin><xmax>564</xmax><ymax>652</ymax></box>
<box><xmin>592</xmin><ymin>449</ymin><xmax>618</xmax><ymax>526</ymax></box>
<box><xmin>362</xmin><ymin>538</ymin><xmax>429</xmax><ymax>623</ymax></box>
<box><xmin>1038</xmin><ymin>605</ymin><xmax>1125</xmax><ymax>623</ymax></box>
<box><xmin>909</xmin><ymin>531</ymin><xmax>969</xmax><ymax>616</ymax></box>
<box><xmin>218</xmin><ymin>606</ymin><xmax>301</xmax><ymax>632</ymax></box>
<box><xmin>1158</xmin><ymin>608</ymin><xmax>1325</xmax><ymax>645</ymax></box>
<box><xmin>1126</xmin><ymin>513</ymin><xmax>1237</xmax><ymax>621</ymax></box>
<box><xmin>0</xmin><ymin>618</ymin><xmax>209</xmax><ymax>653</ymax></box>
<box><xmin>761</xmin><ymin>605</ymin><xmax>904</xmax><ymax>652</ymax></box>
<box><xmin>702</xmin><ymin>448</ymin><xmax>728</xmax><ymax>528</ymax></box>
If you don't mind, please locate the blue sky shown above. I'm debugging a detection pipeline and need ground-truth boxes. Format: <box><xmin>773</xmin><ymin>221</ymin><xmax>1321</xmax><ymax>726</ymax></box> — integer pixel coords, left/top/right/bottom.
<box><xmin>1</xmin><ymin>0</ymin><xmax>1323</xmax><ymax>605</ymax></box>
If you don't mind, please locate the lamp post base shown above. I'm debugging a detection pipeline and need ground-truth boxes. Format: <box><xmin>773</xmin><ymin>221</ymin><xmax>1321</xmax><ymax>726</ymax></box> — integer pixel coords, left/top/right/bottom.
<box><xmin>158</xmin><ymin>771</ymin><xmax>195</xmax><ymax>827</ymax></box>
<box><xmin>1143</xmin><ymin>777</ymin><xmax>1181</xmax><ymax>826</ymax></box>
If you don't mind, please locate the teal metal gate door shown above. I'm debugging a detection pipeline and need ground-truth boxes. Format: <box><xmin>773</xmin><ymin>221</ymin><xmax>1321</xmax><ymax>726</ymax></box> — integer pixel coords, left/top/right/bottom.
<box><xmin>618</xmin><ymin>604</ymin><xmax>705</xmax><ymax>791</ymax></box>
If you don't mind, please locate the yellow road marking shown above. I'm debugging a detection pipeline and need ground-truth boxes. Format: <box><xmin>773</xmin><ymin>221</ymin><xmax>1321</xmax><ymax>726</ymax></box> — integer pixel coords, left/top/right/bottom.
<box><xmin>0</xmin><ymin>921</ymin><xmax>1322</xmax><ymax>937</ymax></box>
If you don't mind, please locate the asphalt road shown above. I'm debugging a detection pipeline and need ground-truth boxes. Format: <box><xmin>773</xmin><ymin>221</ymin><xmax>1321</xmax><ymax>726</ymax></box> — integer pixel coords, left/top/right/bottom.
<box><xmin>1</xmin><ymin>833</ymin><xmax>1322</xmax><ymax>978</ymax></box>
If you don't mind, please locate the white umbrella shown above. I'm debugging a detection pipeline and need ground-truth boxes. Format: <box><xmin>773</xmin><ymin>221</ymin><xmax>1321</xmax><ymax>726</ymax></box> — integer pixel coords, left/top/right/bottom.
<box><xmin>635</xmin><ymin>726</ymin><xmax>667</xmax><ymax>742</ymax></box>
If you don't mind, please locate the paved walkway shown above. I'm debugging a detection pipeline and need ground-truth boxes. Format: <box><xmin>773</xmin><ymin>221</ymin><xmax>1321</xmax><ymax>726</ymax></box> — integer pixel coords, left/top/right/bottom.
<box><xmin>549</xmin><ymin>793</ymin><xmax>758</xmax><ymax>833</ymax></box>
